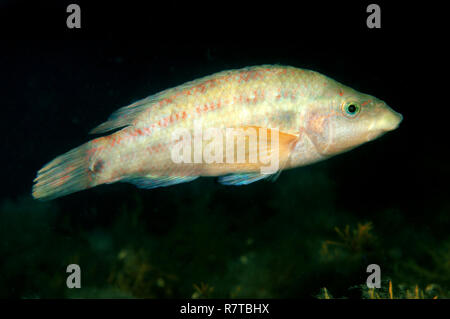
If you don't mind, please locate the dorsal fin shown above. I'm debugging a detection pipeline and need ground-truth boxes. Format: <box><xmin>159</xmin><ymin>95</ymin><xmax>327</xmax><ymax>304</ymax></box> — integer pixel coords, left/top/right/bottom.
<box><xmin>89</xmin><ymin>66</ymin><xmax>282</xmax><ymax>135</ymax></box>
<box><xmin>88</xmin><ymin>71</ymin><xmax>228</xmax><ymax>135</ymax></box>
<box><xmin>89</xmin><ymin>91</ymin><xmax>168</xmax><ymax>134</ymax></box>
<box><xmin>88</xmin><ymin>76</ymin><xmax>212</xmax><ymax>135</ymax></box>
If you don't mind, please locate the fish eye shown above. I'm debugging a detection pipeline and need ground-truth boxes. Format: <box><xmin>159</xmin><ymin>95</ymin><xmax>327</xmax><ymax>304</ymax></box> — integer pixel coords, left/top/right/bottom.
<box><xmin>341</xmin><ymin>102</ymin><xmax>361</xmax><ymax>118</ymax></box>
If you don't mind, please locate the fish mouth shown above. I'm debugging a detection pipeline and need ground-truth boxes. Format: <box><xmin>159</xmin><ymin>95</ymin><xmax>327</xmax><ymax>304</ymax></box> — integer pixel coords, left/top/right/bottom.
<box><xmin>386</xmin><ymin>110</ymin><xmax>403</xmax><ymax>130</ymax></box>
<box><xmin>371</xmin><ymin>107</ymin><xmax>403</xmax><ymax>132</ymax></box>
<box><xmin>366</xmin><ymin>108</ymin><xmax>403</xmax><ymax>142</ymax></box>
<box><xmin>382</xmin><ymin>103</ymin><xmax>403</xmax><ymax>130</ymax></box>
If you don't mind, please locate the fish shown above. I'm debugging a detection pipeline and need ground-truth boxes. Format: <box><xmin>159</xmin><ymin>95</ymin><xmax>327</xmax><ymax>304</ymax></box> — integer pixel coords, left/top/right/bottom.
<box><xmin>32</xmin><ymin>65</ymin><xmax>403</xmax><ymax>200</ymax></box>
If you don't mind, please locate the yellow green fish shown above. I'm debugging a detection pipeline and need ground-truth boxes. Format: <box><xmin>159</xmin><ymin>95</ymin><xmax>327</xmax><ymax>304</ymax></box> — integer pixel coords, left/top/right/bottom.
<box><xmin>32</xmin><ymin>65</ymin><xmax>402</xmax><ymax>200</ymax></box>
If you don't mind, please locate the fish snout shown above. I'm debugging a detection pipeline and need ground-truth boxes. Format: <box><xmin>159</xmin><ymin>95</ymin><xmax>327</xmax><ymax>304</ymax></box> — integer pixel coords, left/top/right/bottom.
<box><xmin>380</xmin><ymin>109</ymin><xmax>403</xmax><ymax>131</ymax></box>
<box><xmin>366</xmin><ymin>105</ymin><xmax>403</xmax><ymax>141</ymax></box>
<box><xmin>375</xmin><ymin>104</ymin><xmax>403</xmax><ymax>132</ymax></box>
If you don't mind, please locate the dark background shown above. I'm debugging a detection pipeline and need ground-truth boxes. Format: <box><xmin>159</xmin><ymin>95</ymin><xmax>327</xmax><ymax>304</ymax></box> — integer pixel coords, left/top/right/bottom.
<box><xmin>0</xmin><ymin>1</ymin><xmax>448</xmax><ymax>299</ymax></box>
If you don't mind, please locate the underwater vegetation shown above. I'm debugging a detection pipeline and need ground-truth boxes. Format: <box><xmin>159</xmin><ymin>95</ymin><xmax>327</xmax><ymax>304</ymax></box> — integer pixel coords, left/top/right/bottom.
<box><xmin>317</xmin><ymin>222</ymin><xmax>449</xmax><ymax>299</ymax></box>
<box><xmin>362</xmin><ymin>281</ymin><xmax>441</xmax><ymax>299</ymax></box>
<box><xmin>321</xmin><ymin>222</ymin><xmax>376</xmax><ymax>256</ymax></box>
<box><xmin>317</xmin><ymin>281</ymin><xmax>443</xmax><ymax>299</ymax></box>
<box><xmin>0</xmin><ymin>165</ymin><xmax>449</xmax><ymax>299</ymax></box>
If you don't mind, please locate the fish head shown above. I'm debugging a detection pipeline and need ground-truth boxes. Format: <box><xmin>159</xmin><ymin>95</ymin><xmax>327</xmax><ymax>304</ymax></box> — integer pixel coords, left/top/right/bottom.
<box><xmin>304</xmin><ymin>86</ymin><xmax>403</xmax><ymax>156</ymax></box>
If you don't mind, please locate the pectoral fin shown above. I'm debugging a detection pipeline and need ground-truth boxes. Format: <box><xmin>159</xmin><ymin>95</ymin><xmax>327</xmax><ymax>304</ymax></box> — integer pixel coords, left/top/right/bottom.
<box><xmin>218</xmin><ymin>126</ymin><xmax>298</xmax><ymax>186</ymax></box>
<box><xmin>228</xmin><ymin>126</ymin><xmax>299</xmax><ymax>165</ymax></box>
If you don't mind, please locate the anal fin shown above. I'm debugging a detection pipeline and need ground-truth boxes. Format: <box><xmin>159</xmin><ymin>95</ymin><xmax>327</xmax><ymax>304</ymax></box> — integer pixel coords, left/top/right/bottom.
<box><xmin>124</xmin><ymin>175</ymin><xmax>199</xmax><ymax>189</ymax></box>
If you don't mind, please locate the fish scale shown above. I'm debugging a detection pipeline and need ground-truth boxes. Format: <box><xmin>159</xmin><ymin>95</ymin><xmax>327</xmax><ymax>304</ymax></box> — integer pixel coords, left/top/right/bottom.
<box><xmin>32</xmin><ymin>65</ymin><xmax>403</xmax><ymax>200</ymax></box>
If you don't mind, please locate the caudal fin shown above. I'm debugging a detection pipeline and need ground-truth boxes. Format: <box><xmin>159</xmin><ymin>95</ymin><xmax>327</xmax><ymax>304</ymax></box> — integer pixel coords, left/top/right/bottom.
<box><xmin>32</xmin><ymin>144</ymin><xmax>92</xmax><ymax>200</ymax></box>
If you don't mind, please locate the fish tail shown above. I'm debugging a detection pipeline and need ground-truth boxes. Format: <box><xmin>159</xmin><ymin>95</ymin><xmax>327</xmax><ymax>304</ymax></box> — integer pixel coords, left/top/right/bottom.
<box><xmin>32</xmin><ymin>143</ymin><xmax>93</xmax><ymax>200</ymax></box>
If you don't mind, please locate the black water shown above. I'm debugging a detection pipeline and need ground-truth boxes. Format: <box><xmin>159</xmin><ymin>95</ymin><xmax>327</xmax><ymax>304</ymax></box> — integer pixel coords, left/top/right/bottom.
<box><xmin>0</xmin><ymin>1</ymin><xmax>447</xmax><ymax>299</ymax></box>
